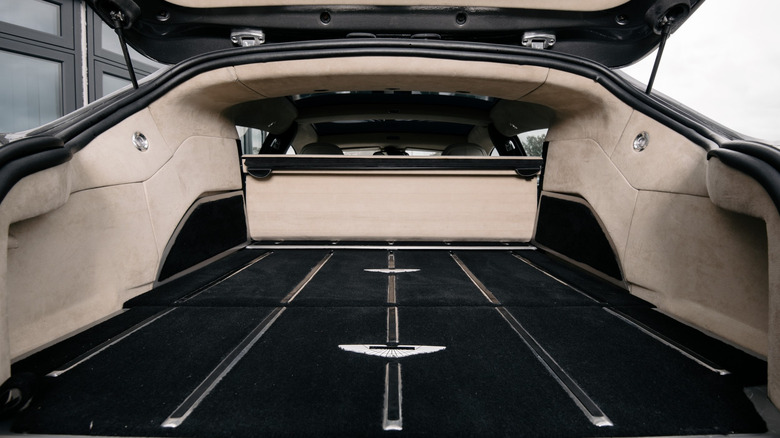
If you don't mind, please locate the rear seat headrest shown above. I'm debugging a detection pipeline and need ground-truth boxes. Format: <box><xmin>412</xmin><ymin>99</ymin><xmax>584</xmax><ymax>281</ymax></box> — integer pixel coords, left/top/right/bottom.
<box><xmin>441</xmin><ymin>143</ymin><xmax>487</xmax><ymax>156</ymax></box>
<box><xmin>300</xmin><ymin>142</ymin><xmax>343</xmax><ymax>155</ymax></box>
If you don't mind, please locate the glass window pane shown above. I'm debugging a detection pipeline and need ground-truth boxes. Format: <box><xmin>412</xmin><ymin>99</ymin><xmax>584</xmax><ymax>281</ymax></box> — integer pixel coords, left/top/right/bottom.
<box><xmin>100</xmin><ymin>22</ymin><xmax>165</xmax><ymax>70</ymax></box>
<box><xmin>0</xmin><ymin>0</ymin><xmax>61</xmax><ymax>36</ymax></box>
<box><xmin>102</xmin><ymin>73</ymin><xmax>130</xmax><ymax>97</ymax></box>
<box><xmin>237</xmin><ymin>126</ymin><xmax>268</xmax><ymax>154</ymax></box>
<box><xmin>99</xmin><ymin>22</ymin><xmax>122</xmax><ymax>56</ymax></box>
<box><xmin>518</xmin><ymin>129</ymin><xmax>548</xmax><ymax>156</ymax></box>
<box><xmin>0</xmin><ymin>50</ymin><xmax>62</xmax><ymax>133</ymax></box>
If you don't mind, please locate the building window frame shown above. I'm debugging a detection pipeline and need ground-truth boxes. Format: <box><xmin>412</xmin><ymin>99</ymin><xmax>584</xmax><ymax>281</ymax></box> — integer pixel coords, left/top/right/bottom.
<box><xmin>0</xmin><ymin>0</ymin><xmax>80</xmax><ymax>133</ymax></box>
<box><xmin>0</xmin><ymin>0</ymin><xmax>76</xmax><ymax>50</ymax></box>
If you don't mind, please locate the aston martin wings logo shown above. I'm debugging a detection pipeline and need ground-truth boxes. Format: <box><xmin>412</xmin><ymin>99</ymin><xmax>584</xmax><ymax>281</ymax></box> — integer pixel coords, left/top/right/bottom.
<box><xmin>339</xmin><ymin>344</ymin><xmax>445</xmax><ymax>358</ymax></box>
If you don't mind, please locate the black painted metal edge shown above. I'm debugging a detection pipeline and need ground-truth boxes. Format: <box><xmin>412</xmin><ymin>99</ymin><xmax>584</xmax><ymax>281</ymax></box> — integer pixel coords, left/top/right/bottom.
<box><xmin>245</xmin><ymin>156</ymin><xmax>543</xmax><ymax>174</ymax></box>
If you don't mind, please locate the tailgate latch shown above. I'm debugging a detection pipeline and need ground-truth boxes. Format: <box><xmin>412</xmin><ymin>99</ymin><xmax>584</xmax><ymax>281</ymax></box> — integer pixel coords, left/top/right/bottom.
<box><xmin>231</xmin><ymin>29</ymin><xmax>266</xmax><ymax>47</ymax></box>
<box><xmin>521</xmin><ymin>32</ymin><xmax>556</xmax><ymax>50</ymax></box>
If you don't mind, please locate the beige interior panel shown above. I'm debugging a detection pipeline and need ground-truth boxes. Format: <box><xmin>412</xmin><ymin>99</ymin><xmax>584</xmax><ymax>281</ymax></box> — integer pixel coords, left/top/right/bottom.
<box><xmin>542</xmin><ymin>138</ymin><xmax>638</xmax><ymax>261</ymax></box>
<box><xmin>235</xmin><ymin>58</ymin><xmax>549</xmax><ymax>101</ymax></box>
<box><xmin>70</xmin><ymin>109</ymin><xmax>173</xmax><ymax>192</ymax></box>
<box><xmin>6</xmin><ymin>184</ymin><xmax>159</xmax><ymax>357</ymax></box>
<box><xmin>1</xmin><ymin>118</ymin><xmax>243</xmax><ymax>360</ymax></box>
<box><xmin>148</xmin><ymin>67</ymin><xmax>258</xmax><ymax>148</ymax></box>
<box><xmin>624</xmin><ymin>190</ymin><xmax>768</xmax><ymax>355</ymax></box>
<box><xmin>0</xmin><ymin>164</ymin><xmax>72</xmax><ymax>226</ymax></box>
<box><xmin>611</xmin><ymin>110</ymin><xmax>708</xmax><ymax>196</ymax></box>
<box><xmin>143</xmin><ymin>136</ymin><xmax>243</xmax><ymax>257</ymax></box>
<box><xmin>522</xmin><ymin>69</ymin><xmax>634</xmax><ymax>155</ymax></box>
<box><xmin>0</xmin><ymin>163</ymin><xmax>73</xmax><ymax>380</ymax></box>
<box><xmin>707</xmin><ymin>157</ymin><xmax>780</xmax><ymax>408</ymax></box>
<box><xmin>246</xmin><ymin>170</ymin><xmax>537</xmax><ymax>241</ymax></box>
<box><xmin>167</xmin><ymin>0</ymin><xmax>628</xmax><ymax>11</ymax></box>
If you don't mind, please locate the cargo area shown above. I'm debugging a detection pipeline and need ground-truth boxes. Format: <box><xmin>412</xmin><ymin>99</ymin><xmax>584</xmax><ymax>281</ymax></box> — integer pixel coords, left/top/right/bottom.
<box><xmin>8</xmin><ymin>245</ymin><xmax>769</xmax><ymax>437</ymax></box>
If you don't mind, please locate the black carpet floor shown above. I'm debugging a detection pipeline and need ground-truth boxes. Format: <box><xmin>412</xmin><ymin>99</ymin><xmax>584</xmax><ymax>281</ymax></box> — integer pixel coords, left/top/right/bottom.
<box><xmin>395</xmin><ymin>251</ymin><xmax>491</xmax><ymax>306</ymax></box>
<box><xmin>453</xmin><ymin>250</ymin><xmax>598</xmax><ymax>306</ymax></box>
<box><xmin>11</xmin><ymin>248</ymin><xmax>768</xmax><ymax>437</ymax></box>
<box><xmin>290</xmin><ymin>250</ymin><xmax>389</xmax><ymax>306</ymax></box>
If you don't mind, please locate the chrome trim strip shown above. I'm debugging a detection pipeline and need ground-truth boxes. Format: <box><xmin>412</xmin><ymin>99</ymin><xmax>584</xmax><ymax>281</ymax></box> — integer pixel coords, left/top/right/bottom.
<box><xmin>387</xmin><ymin>252</ymin><xmax>397</xmax><ymax>304</ymax></box>
<box><xmin>162</xmin><ymin>307</ymin><xmax>286</xmax><ymax>428</ymax></box>
<box><xmin>47</xmin><ymin>308</ymin><xmax>176</xmax><ymax>377</ymax></box>
<box><xmin>510</xmin><ymin>253</ymin><xmax>603</xmax><ymax>304</ymax></box>
<box><xmin>175</xmin><ymin>251</ymin><xmax>273</xmax><ymax>303</ymax></box>
<box><xmin>387</xmin><ymin>307</ymin><xmax>399</xmax><ymax>345</ymax></box>
<box><xmin>387</xmin><ymin>273</ymin><xmax>397</xmax><ymax>304</ymax></box>
<box><xmin>604</xmin><ymin>308</ymin><xmax>730</xmax><ymax>375</ymax></box>
<box><xmin>13</xmin><ymin>308</ymin><xmax>129</xmax><ymax>364</ymax></box>
<box><xmin>495</xmin><ymin>307</ymin><xmax>613</xmax><ymax>427</ymax></box>
<box><xmin>383</xmin><ymin>362</ymin><xmax>403</xmax><ymax>431</ymax></box>
<box><xmin>247</xmin><ymin>244</ymin><xmax>536</xmax><ymax>251</ymax></box>
<box><xmin>453</xmin><ymin>253</ymin><xmax>611</xmax><ymax>427</ymax></box>
<box><xmin>280</xmin><ymin>252</ymin><xmax>333</xmax><ymax>304</ymax></box>
<box><xmin>162</xmin><ymin>251</ymin><xmax>330</xmax><ymax>428</ymax></box>
<box><xmin>450</xmin><ymin>253</ymin><xmax>500</xmax><ymax>304</ymax></box>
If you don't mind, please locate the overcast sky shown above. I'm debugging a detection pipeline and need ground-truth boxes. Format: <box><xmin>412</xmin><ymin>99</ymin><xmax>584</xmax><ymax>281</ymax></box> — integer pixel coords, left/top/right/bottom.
<box><xmin>620</xmin><ymin>0</ymin><xmax>780</xmax><ymax>143</ymax></box>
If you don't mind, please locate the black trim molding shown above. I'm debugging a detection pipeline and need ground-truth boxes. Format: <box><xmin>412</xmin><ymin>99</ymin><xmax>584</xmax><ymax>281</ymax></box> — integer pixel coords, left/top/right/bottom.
<box><xmin>533</xmin><ymin>193</ymin><xmax>624</xmax><ymax>282</ymax></box>
<box><xmin>157</xmin><ymin>192</ymin><xmax>249</xmax><ymax>282</ymax></box>
<box><xmin>244</xmin><ymin>156</ymin><xmax>542</xmax><ymax>177</ymax></box>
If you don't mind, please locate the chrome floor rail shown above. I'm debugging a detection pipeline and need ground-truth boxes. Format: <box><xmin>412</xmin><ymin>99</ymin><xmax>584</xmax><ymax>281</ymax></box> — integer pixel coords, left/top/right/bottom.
<box><xmin>175</xmin><ymin>251</ymin><xmax>273</xmax><ymax>304</ymax></box>
<box><xmin>47</xmin><ymin>308</ymin><xmax>176</xmax><ymax>377</ymax></box>
<box><xmin>450</xmin><ymin>253</ymin><xmax>500</xmax><ymax>304</ymax></box>
<box><xmin>604</xmin><ymin>307</ymin><xmax>729</xmax><ymax>375</ymax></box>
<box><xmin>162</xmin><ymin>307</ymin><xmax>286</xmax><ymax>428</ymax></box>
<box><xmin>163</xmin><ymin>252</ymin><xmax>332</xmax><ymax>428</ymax></box>
<box><xmin>281</xmin><ymin>252</ymin><xmax>333</xmax><ymax>303</ymax></box>
<box><xmin>510</xmin><ymin>253</ymin><xmax>603</xmax><ymax>304</ymax></box>
<box><xmin>452</xmin><ymin>252</ymin><xmax>613</xmax><ymax>427</ymax></box>
<box><xmin>383</xmin><ymin>362</ymin><xmax>403</xmax><ymax>431</ymax></box>
<box><xmin>495</xmin><ymin>307</ymin><xmax>613</xmax><ymax>427</ymax></box>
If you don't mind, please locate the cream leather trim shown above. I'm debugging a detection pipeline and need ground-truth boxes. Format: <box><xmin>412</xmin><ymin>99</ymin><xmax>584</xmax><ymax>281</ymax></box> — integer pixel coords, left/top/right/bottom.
<box><xmin>246</xmin><ymin>170</ymin><xmax>537</xmax><ymax>241</ymax></box>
